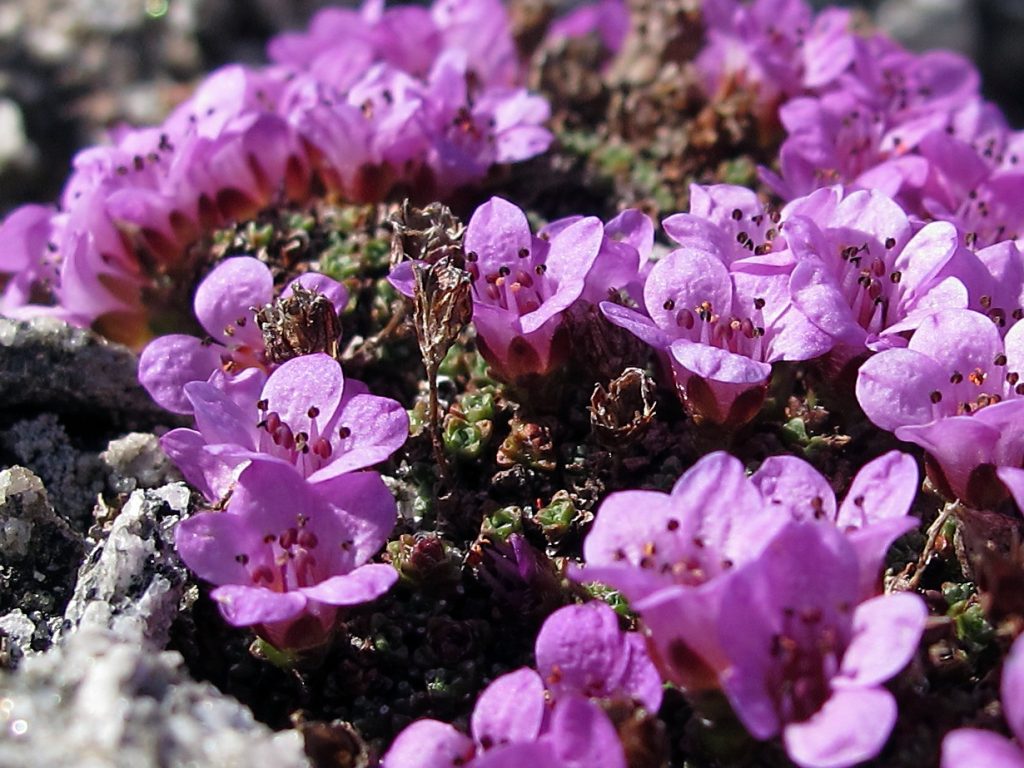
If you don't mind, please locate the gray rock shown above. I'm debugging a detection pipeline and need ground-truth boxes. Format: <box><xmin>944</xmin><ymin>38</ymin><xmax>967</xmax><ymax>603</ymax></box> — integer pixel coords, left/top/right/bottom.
<box><xmin>100</xmin><ymin>432</ymin><xmax>180</xmax><ymax>496</ymax></box>
<box><xmin>62</xmin><ymin>483</ymin><xmax>190</xmax><ymax>649</ymax></box>
<box><xmin>0</xmin><ymin>609</ymin><xmax>37</xmax><ymax>667</ymax></box>
<box><xmin>0</xmin><ymin>626</ymin><xmax>311</xmax><ymax>768</ymax></box>
<box><xmin>877</xmin><ymin>0</ymin><xmax>977</xmax><ymax>57</ymax></box>
<box><xmin>0</xmin><ymin>317</ymin><xmax>173</xmax><ymax>431</ymax></box>
<box><xmin>1</xmin><ymin>413</ymin><xmax>104</xmax><ymax>528</ymax></box>
<box><xmin>0</xmin><ymin>467</ymin><xmax>83</xmax><ymax>660</ymax></box>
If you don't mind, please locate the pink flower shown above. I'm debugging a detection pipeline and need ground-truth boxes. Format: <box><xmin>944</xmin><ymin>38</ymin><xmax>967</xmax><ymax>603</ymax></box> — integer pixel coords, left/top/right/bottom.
<box><xmin>175</xmin><ymin>460</ymin><xmax>397</xmax><ymax>652</ymax></box>
<box><xmin>161</xmin><ymin>353</ymin><xmax>407</xmax><ymax>502</ymax></box>
<box><xmin>719</xmin><ymin>523</ymin><xmax>926</xmax><ymax>768</ymax></box>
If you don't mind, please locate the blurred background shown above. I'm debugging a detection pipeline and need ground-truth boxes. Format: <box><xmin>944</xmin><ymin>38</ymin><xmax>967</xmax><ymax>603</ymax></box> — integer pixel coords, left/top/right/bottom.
<box><xmin>0</xmin><ymin>0</ymin><xmax>1021</xmax><ymax>212</ymax></box>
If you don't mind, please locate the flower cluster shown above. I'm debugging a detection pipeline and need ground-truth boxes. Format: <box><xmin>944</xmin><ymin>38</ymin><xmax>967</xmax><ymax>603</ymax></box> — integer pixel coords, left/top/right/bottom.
<box><xmin>136</xmin><ymin>259</ymin><xmax>407</xmax><ymax>652</ymax></box>
<box><xmin>383</xmin><ymin>601</ymin><xmax>661</xmax><ymax>768</ymax></box>
<box><xmin>576</xmin><ymin>451</ymin><xmax>927</xmax><ymax>768</ymax></box>
<box><xmin>715</xmin><ymin>0</ymin><xmax>1024</xmax><ymax>255</ymax></box>
<box><xmin>168</xmin><ymin>349</ymin><xmax>408</xmax><ymax>651</ymax></box>
<box><xmin>0</xmin><ymin>0</ymin><xmax>551</xmax><ymax>344</ymax></box>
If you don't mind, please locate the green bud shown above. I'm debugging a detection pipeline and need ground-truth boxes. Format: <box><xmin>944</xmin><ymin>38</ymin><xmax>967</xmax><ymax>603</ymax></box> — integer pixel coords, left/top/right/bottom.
<box><xmin>481</xmin><ymin>506</ymin><xmax>523</xmax><ymax>543</ymax></box>
<box><xmin>942</xmin><ymin>581</ymin><xmax>975</xmax><ymax>606</ymax></box>
<box><xmin>443</xmin><ymin>416</ymin><xmax>492</xmax><ymax>460</ymax></box>
<box><xmin>460</xmin><ymin>390</ymin><xmax>495</xmax><ymax>423</ymax></box>
<box><xmin>780</xmin><ymin>417</ymin><xmax>809</xmax><ymax>444</ymax></box>
<box><xmin>954</xmin><ymin>602</ymin><xmax>994</xmax><ymax>652</ymax></box>
<box><xmin>536</xmin><ymin>491</ymin><xmax>576</xmax><ymax>541</ymax></box>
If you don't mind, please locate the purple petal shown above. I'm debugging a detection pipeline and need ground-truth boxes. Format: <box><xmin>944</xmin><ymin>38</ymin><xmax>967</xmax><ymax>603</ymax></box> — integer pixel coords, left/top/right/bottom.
<box><xmin>644</xmin><ymin>247</ymin><xmax>732</xmax><ymax>335</ymax></box>
<box><xmin>211</xmin><ymin>584</ymin><xmax>307</xmax><ymax>627</ymax></box>
<box><xmin>300</xmin><ymin>563</ymin><xmax>397</xmax><ymax>605</ymax></box>
<box><xmin>194</xmin><ymin>257</ymin><xmax>273</xmax><ymax>345</ymax></box>
<box><xmin>534</xmin><ymin>602</ymin><xmax>630</xmax><ymax>701</ymax></box>
<box><xmin>464</xmin><ymin>197</ymin><xmax>533</xmax><ymax>279</ymax></box>
<box><xmin>260</xmin><ymin>353</ymin><xmax>346</xmax><ymax>439</ymax></box>
<box><xmin>835</xmin><ymin>593</ymin><xmax>926</xmax><ymax>688</ymax></box>
<box><xmin>308</xmin><ymin>470</ymin><xmax>398</xmax><ymax>568</ymax></box>
<box><xmin>669</xmin><ymin>339</ymin><xmax>772</xmax><ymax>384</ymax></box>
<box><xmin>846</xmin><ymin>518</ymin><xmax>919</xmax><ymax>598</ymax></box>
<box><xmin>789</xmin><ymin>258</ymin><xmax>865</xmax><ymax>347</ymax></box>
<box><xmin>549</xmin><ymin>695</ymin><xmax>627</xmax><ymax>768</ymax></box>
<box><xmin>138</xmin><ymin>335</ymin><xmax>222</xmax><ymax>414</ymax></box>
<box><xmin>620</xmin><ymin>632</ymin><xmax>665</xmax><ymax>712</ymax></box>
<box><xmin>782</xmin><ymin>687</ymin><xmax>896</xmax><ymax>768</ymax></box>
<box><xmin>941</xmin><ymin>729</ymin><xmax>1024</xmax><ymax>768</ymax></box>
<box><xmin>907</xmin><ymin>309</ymin><xmax>1002</xmax><ymax>382</ymax></box>
<box><xmin>750</xmin><ymin>455</ymin><xmax>837</xmax><ymax>523</ymax></box>
<box><xmin>473</xmin><ymin>743</ymin><xmax>559</xmax><ymax>768</ymax></box>
<box><xmin>599</xmin><ymin>302</ymin><xmax>672</xmax><ymax>349</ymax></box>
<box><xmin>471</xmin><ymin>668</ymin><xmax>546</xmax><ymax>748</ymax></box>
<box><xmin>382</xmin><ymin>720</ymin><xmax>476</xmax><ymax>768</ymax></box>
<box><xmin>175</xmin><ymin>510</ymin><xmax>264</xmax><ymax>586</ymax></box>
<box><xmin>1003</xmin><ymin>634</ymin><xmax>1024</xmax><ymax>744</ymax></box>
<box><xmin>837</xmin><ymin>451</ymin><xmax>919</xmax><ymax>529</ymax></box>
<box><xmin>855</xmin><ymin>347</ymin><xmax>946</xmax><ymax>432</ymax></box>
<box><xmin>604</xmin><ymin>209</ymin><xmax>654</xmax><ymax>259</ymax></box>
<box><xmin>185</xmin><ymin>381</ymin><xmax>258</xmax><ymax>449</ymax></box>
<box><xmin>308</xmin><ymin>392</ymin><xmax>409</xmax><ymax>482</ymax></box>
<box><xmin>387</xmin><ymin>260</ymin><xmax>418</xmax><ymax>298</ymax></box>
<box><xmin>160</xmin><ymin>429</ymin><xmax>234</xmax><ymax>502</ymax></box>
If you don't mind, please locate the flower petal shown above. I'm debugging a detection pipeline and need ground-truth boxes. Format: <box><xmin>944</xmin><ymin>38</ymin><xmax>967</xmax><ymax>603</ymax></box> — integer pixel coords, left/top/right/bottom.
<box><xmin>194</xmin><ymin>256</ymin><xmax>273</xmax><ymax>345</ymax></box>
<box><xmin>138</xmin><ymin>335</ymin><xmax>222</xmax><ymax>414</ymax></box>
<box><xmin>211</xmin><ymin>584</ymin><xmax>307</xmax><ymax>627</ymax></box>
<box><xmin>782</xmin><ymin>687</ymin><xmax>896</xmax><ymax>768</ymax></box>
<box><xmin>836</xmin><ymin>593</ymin><xmax>927</xmax><ymax>688</ymax></box>
<box><xmin>382</xmin><ymin>720</ymin><xmax>476</xmax><ymax>768</ymax></box>
<box><xmin>300</xmin><ymin>563</ymin><xmax>397</xmax><ymax>605</ymax></box>
<box><xmin>941</xmin><ymin>729</ymin><xmax>1024</xmax><ymax>768</ymax></box>
<box><xmin>471</xmin><ymin>668</ymin><xmax>546</xmax><ymax>747</ymax></box>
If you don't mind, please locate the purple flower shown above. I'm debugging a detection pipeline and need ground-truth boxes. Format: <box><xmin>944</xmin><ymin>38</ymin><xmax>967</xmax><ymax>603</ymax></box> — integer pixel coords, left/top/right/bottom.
<box><xmin>784</xmin><ymin>186</ymin><xmax>969</xmax><ymax>352</ymax></box>
<box><xmin>697</xmin><ymin>1</ymin><xmax>854</xmax><ymax>113</ymax></box>
<box><xmin>175</xmin><ymin>460</ymin><xmax>398</xmax><ymax>651</ymax></box>
<box><xmin>161</xmin><ymin>353</ymin><xmax>407</xmax><ymax>502</ymax></box>
<box><xmin>764</xmin><ymin>90</ymin><xmax>932</xmax><ymax>203</ymax></box>
<box><xmin>856</xmin><ymin>308</ymin><xmax>1024</xmax><ymax>507</ymax></box>
<box><xmin>390</xmin><ymin>197</ymin><xmax>606</xmax><ymax>382</ymax></box>
<box><xmin>2</xmin><ymin>1</ymin><xmax>551</xmax><ymax>338</ymax></box>
<box><xmin>420</xmin><ymin>54</ymin><xmax>552</xmax><ymax>195</ymax></box>
<box><xmin>719</xmin><ymin>522</ymin><xmax>926</xmax><ymax>768</ymax></box>
<box><xmin>384</xmin><ymin>601</ymin><xmax>654</xmax><ymax>768</ymax></box>
<box><xmin>749</xmin><ymin>450</ymin><xmax>920</xmax><ymax>598</ymax></box>
<box><xmin>138</xmin><ymin>256</ymin><xmax>347</xmax><ymax>414</ymax></box>
<box><xmin>942</xmin><ymin>633</ymin><xmax>1024</xmax><ymax>768</ymax></box>
<box><xmin>577</xmin><ymin>452</ymin><xmax>788</xmax><ymax>688</ymax></box>
<box><xmin>535</xmin><ymin>601</ymin><xmax>662</xmax><ymax>713</ymax></box>
<box><xmin>602</xmin><ymin>238</ymin><xmax>829</xmax><ymax>426</ymax></box>
<box><xmin>383</xmin><ymin>679</ymin><xmax>625</xmax><ymax>768</ymax></box>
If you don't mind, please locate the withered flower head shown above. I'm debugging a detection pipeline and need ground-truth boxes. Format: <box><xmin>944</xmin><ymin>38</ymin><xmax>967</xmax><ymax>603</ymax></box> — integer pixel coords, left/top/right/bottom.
<box><xmin>412</xmin><ymin>256</ymin><xmax>474</xmax><ymax>373</ymax></box>
<box><xmin>389</xmin><ymin>200</ymin><xmax>466</xmax><ymax>270</ymax></box>
<box><xmin>256</xmin><ymin>282</ymin><xmax>343</xmax><ymax>364</ymax></box>
<box><xmin>590</xmin><ymin>367</ymin><xmax>657</xmax><ymax>447</ymax></box>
